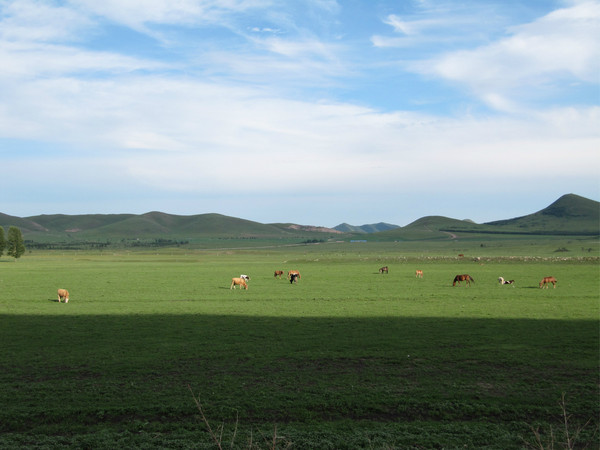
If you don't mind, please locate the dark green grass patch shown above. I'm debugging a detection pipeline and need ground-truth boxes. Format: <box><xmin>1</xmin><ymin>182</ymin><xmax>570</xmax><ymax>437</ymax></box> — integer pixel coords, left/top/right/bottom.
<box><xmin>0</xmin><ymin>250</ymin><xmax>598</xmax><ymax>448</ymax></box>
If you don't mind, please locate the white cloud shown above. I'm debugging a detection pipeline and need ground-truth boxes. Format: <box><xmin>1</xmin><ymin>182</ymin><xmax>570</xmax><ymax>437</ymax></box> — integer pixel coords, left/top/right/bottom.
<box><xmin>373</xmin><ymin>2</ymin><xmax>506</xmax><ymax>49</ymax></box>
<box><xmin>383</xmin><ymin>14</ymin><xmax>414</xmax><ymax>35</ymax></box>
<box><xmin>0</xmin><ymin>42</ymin><xmax>166</xmax><ymax>79</ymax></box>
<box><xmin>413</xmin><ymin>1</ymin><xmax>600</xmax><ymax>109</ymax></box>
<box><xmin>4</xmin><ymin>62</ymin><xmax>596</xmax><ymax>195</ymax></box>
<box><xmin>0</xmin><ymin>0</ymin><xmax>94</xmax><ymax>42</ymax></box>
<box><xmin>69</xmin><ymin>0</ymin><xmax>275</xmax><ymax>29</ymax></box>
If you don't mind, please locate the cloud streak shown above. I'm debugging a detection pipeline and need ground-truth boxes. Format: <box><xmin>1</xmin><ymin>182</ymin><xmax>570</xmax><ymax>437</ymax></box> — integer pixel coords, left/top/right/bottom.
<box><xmin>408</xmin><ymin>1</ymin><xmax>600</xmax><ymax>111</ymax></box>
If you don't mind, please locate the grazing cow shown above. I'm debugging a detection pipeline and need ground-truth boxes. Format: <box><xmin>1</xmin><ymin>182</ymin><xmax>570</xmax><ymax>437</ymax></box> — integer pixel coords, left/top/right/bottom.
<box><xmin>230</xmin><ymin>277</ymin><xmax>248</xmax><ymax>290</ymax></box>
<box><xmin>287</xmin><ymin>270</ymin><xmax>301</xmax><ymax>281</ymax></box>
<box><xmin>274</xmin><ymin>270</ymin><xmax>284</xmax><ymax>278</ymax></box>
<box><xmin>458</xmin><ymin>254</ymin><xmax>464</xmax><ymax>258</ymax></box>
<box><xmin>289</xmin><ymin>273</ymin><xmax>299</xmax><ymax>284</ymax></box>
<box><xmin>240</xmin><ymin>274</ymin><xmax>250</xmax><ymax>282</ymax></box>
<box><xmin>379</xmin><ymin>266</ymin><xmax>389</xmax><ymax>274</ymax></box>
<box><xmin>539</xmin><ymin>276</ymin><xmax>557</xmax><ymax>289</ymax></box>
<box><xmin>498</xmin><ymin>277</ymin><xmax>515</xmax><ymax>285</ymax></box>
<box><xmin>57</xmin><ymin>289</ymin><xmax>69</xmax><ymax>303</ymax></box>
<box><xmin>415</xmin><ymin>270</ymin><xmax>423</xmax><ymax>278</ymax></box>
<box><xmin>453</xmin><ymin>274</ymin><xmax>474</xmax><ymax>287</ymax></box>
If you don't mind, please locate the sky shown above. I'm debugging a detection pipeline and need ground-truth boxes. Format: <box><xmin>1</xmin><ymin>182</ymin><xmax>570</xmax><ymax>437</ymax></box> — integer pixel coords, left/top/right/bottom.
<box><xmin>0</xmin><ymin>0</ymin><xmax>598</xmax><ymax>227</ymax></box>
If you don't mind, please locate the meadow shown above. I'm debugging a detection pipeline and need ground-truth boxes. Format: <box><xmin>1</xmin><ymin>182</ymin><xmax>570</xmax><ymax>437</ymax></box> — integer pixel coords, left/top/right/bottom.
<box><xmin>0</xmin><ymin>241</ymin><xmax>598</xmax><ymax>449</ymax></box>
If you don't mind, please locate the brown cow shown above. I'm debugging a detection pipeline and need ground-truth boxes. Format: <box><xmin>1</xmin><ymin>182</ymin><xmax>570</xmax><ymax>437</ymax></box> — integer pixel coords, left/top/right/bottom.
<box><xmin>379</xmin><ymin>266</ymin><xmax>388</xmax><ymax>274</ymax></box>
<box><xmin>274</xmin><ymin>270</ymin><xmax>284</xmax><ymax>278</ymax></box>
<box><xmin>287</xmin><ymin>270</ymin><xmax>301</xmax><ymax>281</ymax></box>
<box><xmin>415</xmin><ymin>270</ymin><xmax>423</xmax><ymax>278</ymax></box>
<box><xmin>230</xmin><ymin>278</ymin><xmax>248</xmax><ymax>290</ymax></box>
<box><xmin>539</xmin><ymin>276</ymin><xmax>557</xmax><ymax>289</ymax></box>
<box><xmin>57</xmin><ymin>289</ymin><xmax>69</xmax><ymax>303</ymax></box>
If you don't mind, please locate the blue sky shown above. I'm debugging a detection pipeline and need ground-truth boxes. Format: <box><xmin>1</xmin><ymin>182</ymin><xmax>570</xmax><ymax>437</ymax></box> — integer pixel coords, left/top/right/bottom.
<box><xmin>1</xmin><ymin>0</ymin><xmax>598</xmax><ymax>227</ymax></box>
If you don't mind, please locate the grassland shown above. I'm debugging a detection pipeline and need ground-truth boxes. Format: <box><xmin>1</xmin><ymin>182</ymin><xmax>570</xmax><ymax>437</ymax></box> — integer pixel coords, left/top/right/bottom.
<box><xmin>0</xmin><ymin>241</ymin><xmax>598</xmax><ymax>449</ymax></box>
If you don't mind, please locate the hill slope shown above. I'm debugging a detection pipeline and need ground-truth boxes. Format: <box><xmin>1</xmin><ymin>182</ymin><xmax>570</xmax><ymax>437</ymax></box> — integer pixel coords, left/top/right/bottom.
<box><xmin>484</xmin><ymin>194</ymin><xmax>599</xmax><ymax>234</ymax></box>
<box><xmin>372</xmin><ymin>216</ymin><xmax>480</xmax><ymax>241</ymax></box>
<box><xmin>365</xmin><ymin>194</ymin><xmax>599</xmax><ymax>241</ymax></box>
<box><xmin>334</xmin><ymin>222</ymin><xmax>399</xmax><ymax>234</ymax></box>
<box><xmin>0</xmin><ymin>212</ymin><xmax>342</xmax><ymax>243</ymax></box>
<box><xmin>0</xmin><ymin>193</ymin><xmax>597</xmax><ymax>244</ymax></box>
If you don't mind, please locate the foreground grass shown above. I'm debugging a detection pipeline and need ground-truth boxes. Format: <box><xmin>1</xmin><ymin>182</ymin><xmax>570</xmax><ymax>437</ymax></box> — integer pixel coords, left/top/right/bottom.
<box><xmin>0</xmin><ymin>246</ymin><xmax>598</xmax><ymax>448</ymax></box>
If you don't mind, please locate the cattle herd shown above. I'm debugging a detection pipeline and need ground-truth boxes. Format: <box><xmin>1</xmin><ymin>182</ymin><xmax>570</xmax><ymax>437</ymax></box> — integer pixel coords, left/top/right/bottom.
<box><xmin>56</xmin><ymin>269</ymin><xmax>558</xmax><ymax>303</ymax></box>
<box><xmin>225</xmin><ymin>268</ymin><xmax>556</xmax><ymax>292</ymax></box>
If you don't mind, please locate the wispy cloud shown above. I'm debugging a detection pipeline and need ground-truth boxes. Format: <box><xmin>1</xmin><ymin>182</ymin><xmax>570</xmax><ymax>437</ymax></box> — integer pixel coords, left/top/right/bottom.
<box><xmin>70</xmin><ymin>0</ymin><xmax>276</xmax><ymax>29</ymax></box>
<box><xmin>372</xmin><ymin>1</ymin><xmax>505</xmax><ymax>49</ymax></box>
<box><xmin>409</xmin><ymin>1</ymin><xmax>600</xmax><ymax>111</ymax></box>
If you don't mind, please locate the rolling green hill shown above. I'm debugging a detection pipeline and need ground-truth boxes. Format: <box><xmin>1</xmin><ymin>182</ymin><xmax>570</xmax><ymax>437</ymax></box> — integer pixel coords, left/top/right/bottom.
<box><xmin>483</xmin><ymin>193</ymin><xmax>599</xmax><ymax>234</ymax></box>
<box><xmin>334</xmin><ymin>222</ymin><xmax>399</xmax><ymax>233</ymax></box>
<box><xmin>344</xmin><ymin>194</ymin><xmax>599</xmax><ymax>241</ymax></box>
<box><xmin>371</xmin><ymin>216</ymin><xmax>480</xmax><ymax>241</ymax></box>
<box><xmin>0</xmin><ymin>212</ymin><xmax>341</xmax><ymax>245</ymax></box>
<box><xmin>0</xmin><ymin>193</ymin><xmax>597</xmax><ymax>246</ymax></box>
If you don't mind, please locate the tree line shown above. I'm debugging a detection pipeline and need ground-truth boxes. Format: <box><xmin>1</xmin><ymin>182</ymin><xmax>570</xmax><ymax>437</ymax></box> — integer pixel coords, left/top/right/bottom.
<box><xmin>0</xmin><ymin>226</ymin><xmax>26</xmax><ymax>259</ymax></box>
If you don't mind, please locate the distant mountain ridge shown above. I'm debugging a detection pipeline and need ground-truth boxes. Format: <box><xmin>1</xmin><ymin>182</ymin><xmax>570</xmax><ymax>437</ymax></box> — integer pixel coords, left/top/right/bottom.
<box><xmin>0</xmin><ymin>193</ymin><xmax>597</xmax><ymax>243</ymax></box>
<box><xmin>484</xmin><ymin>194</ymin><xmax>598</xmax><ymax>230</ymax></box>
<box><xmin>333</xmin><ymin>222</ymin><xmax>399</xmax><ymax>234</ymax></box>
<box><xmin>373</xmin><ymin>194</ymin><xmax>599</xmax><ymax>240</ymax></box>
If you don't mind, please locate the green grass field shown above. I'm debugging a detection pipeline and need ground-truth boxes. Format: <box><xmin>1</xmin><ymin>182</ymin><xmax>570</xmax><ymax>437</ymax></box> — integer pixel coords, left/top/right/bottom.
<box><xmin>0</xmin><ymin>243</ymin><xmax>598</xmax><ymax>449</ymax></box>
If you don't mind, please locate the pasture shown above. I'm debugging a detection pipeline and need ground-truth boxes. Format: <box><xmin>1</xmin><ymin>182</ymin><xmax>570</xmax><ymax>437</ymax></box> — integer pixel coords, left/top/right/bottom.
<box><xmin>0</xmin><ymin>243</ymin><xmax>598</xmax><ymax>449</ymax></box>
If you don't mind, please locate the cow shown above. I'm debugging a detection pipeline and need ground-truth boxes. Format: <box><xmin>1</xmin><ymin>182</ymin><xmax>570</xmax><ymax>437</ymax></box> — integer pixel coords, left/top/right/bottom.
<box><xmin>498</xmin><ymin>277</ymin><xmax>515</xmax><ymax>285</ymax></box>
<box><xmin>415</xmin><ymin>270</ymin><xmax>423</xmax><ymax>278</ymax></box>
<box><xmin>274</xmin><ymin>270</ymin><xmax>284</xmax><ymax>278</ymax></box>
<box><xmin>379</xmin><ymin>266</ymin><xmax>389</xmax><ymax>274</ymax></box>
<box><xmin>290</xmin><ymin>273</ymin><xmax>299</xmax><ymax>284</ymax></box>
<box><xmin>240</xmin><ymin>274</ymin><xmax>250</xmax><ymax>282</ymax></box>
<box><xmin>539</xmin><ymin>276</ymin><xmax>557</xmax><ymax>289</ymax></box>
<box><xmin>230</xmin><ymin>278</ymin><xmax>248</xmax><ymax>290</ymax></box>
<box><xmin>287</xmin><ymin>270</ymin><xmax>301</xmax><ymax>281</ymax></box>
<box><xmin>57</xmin><ymin>289</ymin><xmax>69</xmax><ymax>303</ymax></box>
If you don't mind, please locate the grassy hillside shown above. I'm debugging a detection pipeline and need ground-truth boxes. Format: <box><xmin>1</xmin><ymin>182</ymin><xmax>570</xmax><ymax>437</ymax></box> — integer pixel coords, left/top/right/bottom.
<box><xmin>371</xmin><ymin>194</ymin><xmax>599</xmax><ymax>241</ymax></box>
<box><xmin>334</xmin><ymin>222</ymin><xmax>400</xmax><ymax>233</ymax></box>
<box><xmin>28</xmin><ymin>213</ymin><xmax>136</xmax><ymax>233</ymax></box>
<box><xmin>484</xmin><ymin>193</ymin><xmax>599</xmax><ymax>234</ymax></box>
<box><xmin>74</xmin><ymin>213</ymin><xmax>290</xmax><ymax>239</ymax></box>
<box><xmin>371</xmin><ymin>216</ymin><xmax>487</xmax><ymax>241</ymax></box>
<box><xmin>2</xmin><ymin>212</ymin><xmax>344</xmax><ymax>247</ymax></box>
<box><xmin>0</xmin><ymin>213</ymin><xmax>48</xmax><ymax>233</ymax></box>
<box><xmin>1</xmin><ymin>194</ymin><xmax>597</xmax><ymax>247</ymax></box>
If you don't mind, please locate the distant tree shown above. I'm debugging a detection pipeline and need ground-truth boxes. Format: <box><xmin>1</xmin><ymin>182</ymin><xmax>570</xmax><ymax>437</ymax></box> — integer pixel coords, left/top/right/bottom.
<box><xmin>6</xmin><ymin>226</ymin><xmax>25</xmax><ymax>259</ymax></box>
<box><xmin>0</xmin><ymin>226</ymin><xmax>5</xmax><ymax>256</ymax></box>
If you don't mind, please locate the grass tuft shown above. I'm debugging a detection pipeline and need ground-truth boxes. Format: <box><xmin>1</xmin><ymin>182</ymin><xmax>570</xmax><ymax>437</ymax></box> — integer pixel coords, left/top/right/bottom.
<box><xmin>188</xmin><ymin>385</ymin><xmax>292</xmax><ymax>449</ymax></box>
<box><xmin>523</xmin><ymin>393</ymin><xmax>597</xmax><ymax>449</ymax></box>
